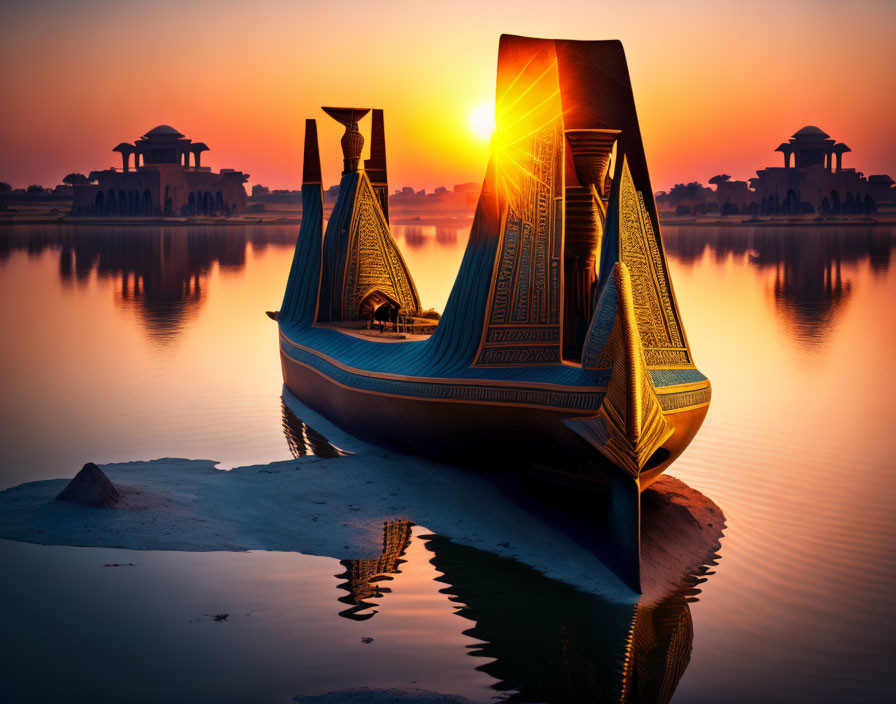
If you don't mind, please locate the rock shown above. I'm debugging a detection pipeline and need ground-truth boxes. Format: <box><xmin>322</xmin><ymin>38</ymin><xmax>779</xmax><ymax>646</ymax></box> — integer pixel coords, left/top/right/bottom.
<box><xmin>55</xmin><ymin>463</ymin><xmax>121</xmax><ymax>508</ymax></box>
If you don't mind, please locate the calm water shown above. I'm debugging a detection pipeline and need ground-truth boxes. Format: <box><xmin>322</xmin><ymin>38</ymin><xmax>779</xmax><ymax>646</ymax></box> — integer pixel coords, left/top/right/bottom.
<box><xmin>1</xmin><ymin>222</ymin><xmax>894</xmax><ymax>703</ymax></box>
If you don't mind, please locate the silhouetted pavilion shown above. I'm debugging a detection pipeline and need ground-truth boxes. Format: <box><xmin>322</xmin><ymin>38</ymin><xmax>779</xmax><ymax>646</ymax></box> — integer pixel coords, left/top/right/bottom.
<box><xmin>71</xmin><ymin>125</ymin><xmax>249</xmax><ymax>217</ymax></box>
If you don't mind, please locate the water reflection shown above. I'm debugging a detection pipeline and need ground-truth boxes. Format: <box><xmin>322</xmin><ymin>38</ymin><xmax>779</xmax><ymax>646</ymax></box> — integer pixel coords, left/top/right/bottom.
<box><xmin>663</xmin><ymin>226</ymin><xmax>894</xmax><ymax>345</ymax></box>
<box><xmin>436</xmin><ymin>227</ymin><xmax>459</xmax><ymax>246</ymax></box>
<box><xmin>402</xmin><ymin>226</ymin><xmax>427</xmax><ymax>249</ymax></box>
<box><xmin>0</xmin><ymin>224</ymin><xmax>297</xmax><ymax>342</ymax></box>
<box><xmin>326</xmin><ymin>488</ymin><xmax>723</xmax><ymax>703</ymax></box>
<box><xmin>281</xmin><ymin>398</ymin><xmax>348</xmax><ymax>458</ymax></box>
<box><xmin>426</xmin><ymin>536</ymin><xmax>709</xmax><ymax>704</ymax></box>
<box><xmin>336</xmin><ymin>519</ymin><xmax>414</xmax><ymax>620</ymax></box>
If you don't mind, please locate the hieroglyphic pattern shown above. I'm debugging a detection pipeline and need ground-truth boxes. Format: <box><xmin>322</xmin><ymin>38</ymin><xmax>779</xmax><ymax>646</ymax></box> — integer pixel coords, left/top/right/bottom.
<box><xmin>598</xmin><ymin>159</ymin><xmax>690</xmax><ymax>368</ymax></box>
<box><xmin>489</xmin><ymin>218</ymin><xmax>520</xmax><ymax>323</ymax></box>
<box><xmin>657</xmin><ymin>386</ymin><xmax>712</xmax><ymax>411</ymax></box>
<box><xmin>486</xmin><ymin>326</ymin><xmax>560</xmax><ymax>344</ymax></box>
<box><xmin>512</xmin><ymin>223</ymin><xmax>533</xmax><ymax>320</ymax></box>
<box><xmin>478</xmin><ymin>346</ymin><xmax>560</xmax><ymax>365</ymax></box>
<box><xmin>566</xmin><ymin>264</ymin><xmax>673</xmax><ymax>477</ymax></box>
<box><xmin>581</xmin><ymin>272</ymin><xmax>617</xmax><ymax>369</ymax></box>
<box><xmin>341</xmin><ymin>175</ymin><xmax>419</xmax><ymax>320</ymax></box>
<box><xmin>476</xmin><ymin>120</ymin><xmax>564</xmax><ymax>366</ymax></box>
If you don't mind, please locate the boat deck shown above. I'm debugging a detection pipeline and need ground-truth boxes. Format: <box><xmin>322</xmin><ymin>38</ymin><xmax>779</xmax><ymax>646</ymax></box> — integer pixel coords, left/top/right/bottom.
<box><xmin>315</xmin><ymin>322</ymin><xmax>434</xmax><ymax>343</ymax></box>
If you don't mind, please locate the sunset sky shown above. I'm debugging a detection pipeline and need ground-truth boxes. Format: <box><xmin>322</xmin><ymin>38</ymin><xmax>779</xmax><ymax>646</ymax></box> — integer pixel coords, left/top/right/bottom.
<box><xmin>1</xmin><ymin>0</ymin><xmax>894</xmax><ymax>192</ymax></box>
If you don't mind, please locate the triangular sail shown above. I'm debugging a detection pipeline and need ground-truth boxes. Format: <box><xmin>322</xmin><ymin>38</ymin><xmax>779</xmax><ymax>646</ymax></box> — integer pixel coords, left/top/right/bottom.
<box><xmin>319</xmin><ymin>170</ymin><xmax>419</xmax><ymax>322</ymax></box>
<box><xmin>318</xmin><ymin>171</ymin><xmax>419</xmax><ymax>323</ymax></box>
<box><xmin>597</xmin><ymin>158</ymin><xmax>692</xmax><ymax>368</ymax></box>
<box><xmin>567</xmin><ymin>263</ymin><xmax>673</xmax><ymax>477</ymax></box>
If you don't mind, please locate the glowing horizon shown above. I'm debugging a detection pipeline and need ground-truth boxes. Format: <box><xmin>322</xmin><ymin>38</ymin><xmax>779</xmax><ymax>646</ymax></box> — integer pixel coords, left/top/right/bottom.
<box><xmin>0</xmin><ymin>0</ymin><xmax>894</xmax><ymax>193</ymax></box>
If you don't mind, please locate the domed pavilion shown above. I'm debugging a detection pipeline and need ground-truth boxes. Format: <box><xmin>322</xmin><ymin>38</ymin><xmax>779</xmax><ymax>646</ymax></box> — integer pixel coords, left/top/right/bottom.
<box><xmin>71</xmin><ymin>125</ymin><xmax>249</xmax><ymax>217</ymax></box>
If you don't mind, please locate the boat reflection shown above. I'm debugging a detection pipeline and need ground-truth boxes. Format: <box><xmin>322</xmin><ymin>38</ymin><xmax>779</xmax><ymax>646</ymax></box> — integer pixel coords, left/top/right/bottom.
<box><xmin>280</xmin><ymin>398</ymin><xmax>347</xmax><ymax>458</ymax></box>
<box><xmin>425</xmin><ymin>524</ymin><xmax>717</xmax><ymax>703</ymax></box>
<box><xmin>335</xmin><ymin>520</ymin><xmax>415</xmax><ymax>621</ymax></box>
<box><xmin>663</xmin><ymin>226</ymin><xmax>894</xmax><ymax>346</ymax></box>
<box><xmin>332</xmin><ymin>481</ymin><xmax>723</xmax><ymax>703</ymax></box>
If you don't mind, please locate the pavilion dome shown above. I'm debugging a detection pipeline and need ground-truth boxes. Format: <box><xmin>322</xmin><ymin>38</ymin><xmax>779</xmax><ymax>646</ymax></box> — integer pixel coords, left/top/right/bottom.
<box><xmin>143</xmin><ymin>125</ymin><xmax>185</xmax><ymax>139</ymax></box>
<box><xmin>792</xmin><ymin>125</ymin><xmax>829</xmax><ymax>139</ymax></box>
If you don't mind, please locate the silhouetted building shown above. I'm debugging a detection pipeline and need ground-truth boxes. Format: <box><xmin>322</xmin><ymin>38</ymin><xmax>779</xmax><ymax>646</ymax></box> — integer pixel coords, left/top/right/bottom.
<box><xmin>751</xmin><ymin>126</ymin><xmax>894</xmax><ymax>214</ymax></box>
<box><xmin>70</xmin><ymin>125</ymin><xmax>249</xmax><ymax>217</ymax></box>
<box><xmin>655</xmin><ymin>126</ymin><xmax>895</xmax><ymax>217</ymax></box>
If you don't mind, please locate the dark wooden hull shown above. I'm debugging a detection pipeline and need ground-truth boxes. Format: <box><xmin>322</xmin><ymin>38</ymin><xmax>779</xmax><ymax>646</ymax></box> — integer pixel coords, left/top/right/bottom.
<box><xmin>281</xmin><ymin>346</ymin><xmax>708</xmax><ymax>490</ymax></box>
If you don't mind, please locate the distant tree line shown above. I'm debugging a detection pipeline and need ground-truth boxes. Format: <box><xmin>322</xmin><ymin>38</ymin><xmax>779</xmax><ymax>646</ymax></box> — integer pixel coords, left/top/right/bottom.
<box><xmin>0</xmin><ymin>173</ymin><xmax>97</xmax><ymax>199</ymax></box>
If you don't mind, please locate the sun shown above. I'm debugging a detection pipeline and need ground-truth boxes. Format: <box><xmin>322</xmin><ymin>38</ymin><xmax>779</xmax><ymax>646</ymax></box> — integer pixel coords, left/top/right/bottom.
<box><xmin>468</xmin><ymin>102</ymin><xmax>495</xmax><ymax>141</ymax></box>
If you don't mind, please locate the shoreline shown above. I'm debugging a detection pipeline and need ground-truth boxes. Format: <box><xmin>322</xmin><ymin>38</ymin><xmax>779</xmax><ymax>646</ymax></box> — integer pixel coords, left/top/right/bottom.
<box><xmin>0</xmin><ymin>389</ymin><xmax>724</xmax><ymax>603</ymax></box>
<box><xmin>2</xmin><ymin>212</ymin><xmax>892</xmax><ymax>228</ymax></box>
<box><xmin>659</xmin><ymin>215</ymin><xmax>896</xmax><ymax>227</ymax></box>
<box><xmin>0</xmin><ymin>213</ymin><xmax>478</xmax><ymax>228</ymax></box>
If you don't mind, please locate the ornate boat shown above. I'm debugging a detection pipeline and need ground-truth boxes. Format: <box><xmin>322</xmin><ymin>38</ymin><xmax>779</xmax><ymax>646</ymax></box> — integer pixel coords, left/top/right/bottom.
<box><xmin>277</xmin><ymin>35</ymin><xmax>711</xmax><ymax>588</ymax></box>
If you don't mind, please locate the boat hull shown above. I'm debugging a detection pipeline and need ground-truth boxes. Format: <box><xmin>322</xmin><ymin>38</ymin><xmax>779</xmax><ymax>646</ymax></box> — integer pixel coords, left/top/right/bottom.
<box><xmin>280</xmin><ymin>344</ymin><xmax>709</xmax><ymax>491</ymax></box>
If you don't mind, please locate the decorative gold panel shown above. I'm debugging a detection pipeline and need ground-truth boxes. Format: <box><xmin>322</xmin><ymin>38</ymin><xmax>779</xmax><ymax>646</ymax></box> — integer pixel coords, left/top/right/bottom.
<box><xmin>340</xmin><ymin>174</ymin><xmax>420</xmax><ymax>319</ymax></box>
<box><xmin>611</xmin><ymin>158</ymin><xmax>690</xmax><ymax>368</ymax></box>
<box><xmin>566</xmin><ymin>263</ymin><xmax>673</xmax><ymax>476</ymax></box>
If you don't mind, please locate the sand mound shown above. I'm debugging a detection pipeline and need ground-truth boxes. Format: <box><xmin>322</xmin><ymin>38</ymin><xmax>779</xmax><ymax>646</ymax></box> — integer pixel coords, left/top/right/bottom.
<box><xmin>55</xmin><ymin>462</ymin><xmax>121</xmax><ymax>507</ymax></box>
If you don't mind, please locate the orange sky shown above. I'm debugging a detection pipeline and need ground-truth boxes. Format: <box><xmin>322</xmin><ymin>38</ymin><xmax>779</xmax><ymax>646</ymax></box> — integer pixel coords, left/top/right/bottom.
<box><xmin>1</xmin><ymin>0</ymin><xmax>894</xmax><ymax>192</ymax></box>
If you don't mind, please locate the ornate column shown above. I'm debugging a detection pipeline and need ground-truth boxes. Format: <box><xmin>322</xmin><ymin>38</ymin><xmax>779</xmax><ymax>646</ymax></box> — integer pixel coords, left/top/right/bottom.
<box><xmin>113</xmin><ymin>143</ymin><xmax>135</xmax><ymax>172</ymax></box>
<box><xmin>190</xmin><ymin>143</ymin><xmax>208</xmax><ymax>169</ymax></box>
<box><xmin>563</xmin><ymin>128</ymin><xmax>620</xmax><ymax>360</ymax></box>
<box><xmin>322</xmin><ymin>107</ymin><xmax>371</xmax><ymax>173</ymax></box>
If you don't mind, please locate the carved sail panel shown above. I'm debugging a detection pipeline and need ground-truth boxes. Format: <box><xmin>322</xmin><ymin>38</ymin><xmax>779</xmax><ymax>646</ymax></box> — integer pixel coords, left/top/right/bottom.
<box><xmin>319</xmin><ymin>171</ymin><xmax>419</xmax><ymax>322</ymax></box>
<box><xmin>580</xmin><ymin>268</ymin><xmax>618</xmax><ymax>370</ymax></box>
<box><xmin>565</xmin><ymin>263</ymin><xmax>673</xmax><ymax>477</ymax></box>
<box><xmin>342</xmin><ymin>173</ymin><xmax>419</xmax><ymax>319</ymax></box>
<box><xmin>553</xmin><ymin>39</ymin><xmax>691</xmax><ymax>366</ymax></box>
<box><xmin>609</xmin><ymin>158</ymin><xmax>690</xmax><ymax>367</ymax></box>
<box><xmin>474</xmin><ymin>39</ymin><xmax>565</xmax><ymax>367</ymax></box>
